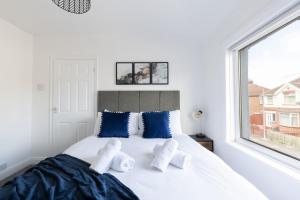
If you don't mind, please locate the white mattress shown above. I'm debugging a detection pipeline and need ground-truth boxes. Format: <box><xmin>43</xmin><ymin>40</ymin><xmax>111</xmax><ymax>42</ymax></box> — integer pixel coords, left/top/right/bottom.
<box><xmin>64</xmin><ymin>134</ymin><xmax>267</xmax><ymax>200</ymax></box>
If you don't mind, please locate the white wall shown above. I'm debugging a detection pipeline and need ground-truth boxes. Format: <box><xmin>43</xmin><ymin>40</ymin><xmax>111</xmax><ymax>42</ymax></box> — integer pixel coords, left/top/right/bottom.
<box><xmin>32</xmin><ymin>33</ymin><xmax>203</xmax><ymax>157</ymax></box>
<box><xmin>3</xmin><ymin>1</ymin><xmax>298</xmax><ymax>197</ymax></box>
<box><xmin>201</xmin><ymin>1</ymin><xmax>300</xmax><ymax>199</ymax></box>
<box><xmin>0</xmin><ymin>18</ymin><xmax>33</xmax><ymax>173</ymax></box>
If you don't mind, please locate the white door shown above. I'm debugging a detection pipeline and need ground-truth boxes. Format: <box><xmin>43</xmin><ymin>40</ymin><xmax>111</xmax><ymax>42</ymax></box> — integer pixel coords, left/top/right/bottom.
<box><xmin>52</xmin><ymin>58</ymin><xmax>96</xmax><ymax>153</ymax></box>
<box><xmin>265</xmin><ymin>112</ymin><xmax>275</xmax><ymax>127</ymax></box>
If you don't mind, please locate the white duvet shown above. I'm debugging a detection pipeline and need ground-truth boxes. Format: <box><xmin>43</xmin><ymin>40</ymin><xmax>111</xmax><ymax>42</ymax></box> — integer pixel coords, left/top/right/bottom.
<box><xmin>64</xmin><ymin>134</ymin><xmax>267</xmax><ymax>200</ymax></box>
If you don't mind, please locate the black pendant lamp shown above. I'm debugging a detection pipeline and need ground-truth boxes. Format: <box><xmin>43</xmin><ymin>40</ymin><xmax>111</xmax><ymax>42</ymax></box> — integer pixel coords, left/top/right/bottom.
<box><xmin>52</xmin><ymin>0</ymin><xmax>91</xmax><ymax>14</ymax></box>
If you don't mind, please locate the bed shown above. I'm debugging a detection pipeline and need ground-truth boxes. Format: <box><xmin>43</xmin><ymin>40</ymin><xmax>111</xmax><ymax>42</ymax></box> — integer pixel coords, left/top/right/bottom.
<box><xmin>0</xmin><ymin>91</ymin><xmax>267</xmax><ymax>200</ymax></box>
<box><xmin>64</xmin><ymin>134</ymin><xmax>266</xmax><ymax>200</ymax></box>
<box><xmin>63</xmin><ymin>91</ymin><xmax>267</xmax><ymax>200</ymax></box>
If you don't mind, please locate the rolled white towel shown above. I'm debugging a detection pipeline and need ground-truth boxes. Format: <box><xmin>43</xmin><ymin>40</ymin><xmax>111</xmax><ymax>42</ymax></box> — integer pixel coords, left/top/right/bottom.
<box><xmin>103</xmin><ymin>138</ymin><xmax>122</xmax><ymax>151</ymax></box>
<box><xmin>111</xmin><ymin>152</ymin><xmax>135</xmax><ymax>172</ymax></box>
<box><xmin>151</xmin><ymin>139</ymin><xmax>179</xmax><ymax>172</ymax></box>
<box><xmin>153</xmin><ymin>144</ymin><xmax>191</xmax><ymax>169</ymax></box>
<box><xmin>90</xmin><ymin>139</ymin><xmax>122</xmax><ymax>174</ymax></box>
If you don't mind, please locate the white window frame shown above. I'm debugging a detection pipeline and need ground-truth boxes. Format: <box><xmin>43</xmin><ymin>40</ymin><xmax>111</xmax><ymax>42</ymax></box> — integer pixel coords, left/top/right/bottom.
<box><xmin>279</xmin><ymin>112</ymin><xmax>300</xmax><ymax>127</ymax></box>
<box><xmin>226</xmin><ymin>3</ymin><xmax>300</xmax><ymax>171</ymax></box>
<box><xmin>279</xmin><ymin>113</ymin><xmax>291</xmax><ymax>127</ymax></box>
<box><xmin>284</xmin><ymin>94</ymin><xmax>296</xmax><ymax>105</ymax></box>
<box><xmin>291</xmin><ymin>113</ymin><xmax>300</xmax><ymax>127</ymax></box>
<box><xmin>259</xmin><ymin>96</ymin><xmax>263</xmax><ymax>105</ymax></box>
<box><xmin>266</xmin><ymin>96</ymin><xmax>274</xmax><ymax>105</ymax></box>
<box><xmin>265</xmin><ymin>111</ymin><xmax>276</xmax><ymax>128</ymax></box>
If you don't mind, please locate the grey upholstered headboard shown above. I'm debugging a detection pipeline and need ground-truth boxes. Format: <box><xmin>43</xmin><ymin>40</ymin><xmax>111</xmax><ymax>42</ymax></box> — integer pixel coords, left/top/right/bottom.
<box><xmin>97</xmin><ymin>91</ymin><xmax>180</xmax><ymax>112</ymax></box>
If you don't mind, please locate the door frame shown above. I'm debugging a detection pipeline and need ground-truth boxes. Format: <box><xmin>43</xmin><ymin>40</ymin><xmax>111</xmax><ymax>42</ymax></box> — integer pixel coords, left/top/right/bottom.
<box><xmin>49</xmin><ymin>56</ymin><xmax>99</xmax><ymax>153</ymax></box>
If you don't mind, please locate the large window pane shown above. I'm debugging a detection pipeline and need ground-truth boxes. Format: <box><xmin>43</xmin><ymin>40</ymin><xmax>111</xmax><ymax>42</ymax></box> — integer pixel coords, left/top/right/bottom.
<box><xmin>279</xmin><ymin>113</ymin><xmax>290</xmax><ymax>126</ymax></box>
<box><xmin>291</xmin><ymin>113</ymin><xmax>299</xmax><ymax>127</ymax></box>
<box><xmin>284</xmin><ymin>95</ymin><xmax>296</xmax><ymax>105</ymax></box>
<box><xmin>240</xmin><ymin>19</ymin><xmax>300</xmax><ymax>160</ymax></box>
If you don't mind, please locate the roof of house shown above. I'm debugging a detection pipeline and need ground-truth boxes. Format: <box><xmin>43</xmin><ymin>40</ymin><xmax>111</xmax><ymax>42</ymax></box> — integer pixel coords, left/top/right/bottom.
<box><xmin>264</xmin><ymin>86</ymin><xmax>281</xmax><ymax>95</ymax></box>
<box><xmin>248</xmin><ymin>80</ymin><xmax>269</xmax><ymax>97</ymax></box>
<box><xmin>265</xmin><ymin>77</ymin><xmax>300</xmax><ymax>95</ymax></box>
<box><xmin>290</xmin><ymin>77</ymin><xmax>300</xmax><ymax>88</ymax></box>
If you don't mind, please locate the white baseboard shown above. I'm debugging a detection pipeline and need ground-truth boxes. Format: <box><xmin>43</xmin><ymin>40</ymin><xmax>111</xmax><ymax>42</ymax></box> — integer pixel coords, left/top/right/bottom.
<box><xmin>31</xmin><ymin>156</ymin><xmax>46</xmax><ymax>164</ymax></box>
<box><xmin>0</xmin><ymin>158</ymin><xmax>31</xmax><ymax>181</ymax></box>
<box><xmin>0</xmin><ymin>157</ymin><xmax>46</xmax><ymax>181</ymax></box>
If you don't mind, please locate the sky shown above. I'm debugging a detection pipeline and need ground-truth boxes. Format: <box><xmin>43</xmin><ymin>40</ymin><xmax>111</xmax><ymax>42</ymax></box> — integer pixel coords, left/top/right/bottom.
<box><xmin>248</xmin><ymin>20</ymin><xmax>300</xmax><ymax>89</ymax></box>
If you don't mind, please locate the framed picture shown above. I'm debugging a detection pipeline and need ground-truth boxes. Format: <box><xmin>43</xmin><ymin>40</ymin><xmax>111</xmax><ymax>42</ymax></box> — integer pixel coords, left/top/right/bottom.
<box><xmin>116</xmin><ymin>62</ymin><xmax>169</xmax><ymax>85</ymax></box>
<box><xmin>134</xmin><ymin>62</ymin><xmax>151</xmax><ymax>84</ymax></box>
<box><xmin>151</xmin><ymin>62</ymin><xmax>169</xmax><ymax>84</ymax></box>
<box><xmin>116</xmin><ymin>62</ymin><xmax>133</xmax><ymax>85</ymax></box>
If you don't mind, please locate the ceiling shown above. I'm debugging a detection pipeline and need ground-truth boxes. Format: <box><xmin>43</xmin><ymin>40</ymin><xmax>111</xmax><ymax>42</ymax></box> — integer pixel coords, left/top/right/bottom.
<box><xmin>0</xmin><ymin>0</ymin><xmax>290</xmax><ymax>42</ymax></box>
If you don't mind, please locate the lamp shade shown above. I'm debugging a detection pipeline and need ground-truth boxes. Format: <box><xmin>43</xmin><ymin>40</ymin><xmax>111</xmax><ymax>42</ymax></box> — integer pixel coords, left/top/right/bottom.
<box><xmin>52</xmin><ymin>0</ymin><xmax>91</xmax><ymax>14</ymax></box>
<box><xmin>192</xmin><ymin>110</ymin><xmax>203</xmax><ymax>120</ymax></box>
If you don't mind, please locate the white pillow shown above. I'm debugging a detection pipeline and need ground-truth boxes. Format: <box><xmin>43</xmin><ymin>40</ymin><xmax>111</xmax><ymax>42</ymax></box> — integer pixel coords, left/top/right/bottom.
<box><xmin>169</xmin><ymin>110</ymin><xmax>183</xmax><ymax>135</ymax></box>
<box><xmin>138</xmin><ymin>110</ymin><xmax>183</xmax><ymax>136</ymax></box>
<box><xmin>94</xmin><ymin>111</ymin><xmax>139</xmax><ymax>136</ymax></box>
<box><xmin>127</xmin><ymin>112</ymin><xmax>139</xmax><ymax>135</ymax></box>
<box><xmin>93</xmin><ymin>112</ymin><xmax>103</xmax><ymax>136</ymax></box>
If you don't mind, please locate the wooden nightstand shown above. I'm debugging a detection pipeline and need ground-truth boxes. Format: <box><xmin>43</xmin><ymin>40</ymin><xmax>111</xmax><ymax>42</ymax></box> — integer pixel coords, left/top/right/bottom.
<box><xmin>190</xmin><ymin>135</ymin><xmax>214</xmax><ymax>152</ymax></box>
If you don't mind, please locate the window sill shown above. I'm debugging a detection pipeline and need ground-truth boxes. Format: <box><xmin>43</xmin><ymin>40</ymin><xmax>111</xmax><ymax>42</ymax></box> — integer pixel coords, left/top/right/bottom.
<box><xmin>227</xmin><ymin>138</ymin><xmax>300</xmax><ymax>180</ymax></box>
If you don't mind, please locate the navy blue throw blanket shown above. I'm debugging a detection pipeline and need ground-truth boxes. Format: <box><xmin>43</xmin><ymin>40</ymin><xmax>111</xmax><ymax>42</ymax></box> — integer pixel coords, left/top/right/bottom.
<box><xmin>0</xmin><ymin>154</ymin><xmax>139</xmax><ymax>200</ymax></box>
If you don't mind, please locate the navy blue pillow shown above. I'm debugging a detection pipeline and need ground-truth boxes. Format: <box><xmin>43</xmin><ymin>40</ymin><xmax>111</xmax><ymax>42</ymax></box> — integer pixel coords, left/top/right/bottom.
<box><xmin>142</xmin><ymin>111</ymin><xmax>171</xmax><ymax>139</ymax></box>
<box><xmin>98</xmin><ymin>112</ymin><xmax>130</xmax><ymax>138</ymax></box>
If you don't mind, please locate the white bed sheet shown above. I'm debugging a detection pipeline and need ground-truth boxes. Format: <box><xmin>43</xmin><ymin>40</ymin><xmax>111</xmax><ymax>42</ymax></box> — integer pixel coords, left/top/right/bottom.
<box><xmin>64</xmin><ymin>134</ymin><xmax>267</xmax><ymax>200</ymax></box>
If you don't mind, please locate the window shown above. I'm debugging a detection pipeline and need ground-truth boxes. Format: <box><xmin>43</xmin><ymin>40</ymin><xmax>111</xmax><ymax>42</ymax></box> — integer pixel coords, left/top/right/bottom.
<box><xmin>266</xmin><ymin>96</ymin><xmax>273</xmax><ymax>105</ymax></box>
<box><xmin>291</xmin><ymin>113</ymin><xmax>299</xmax><ymax>127</ymax></box>
<box><xmin>279</xmin><ymin>113</ymin><xmax>290</xmax><ymax>126</ymax></box>
<box><xmin>259</xmin><ymin>96</ymin><xmax>263</xmax><ymax>105</ymax></box>
<box><xmin>279</xmin><ymin>113</ymin><xmax>299</xmax><ymax>127</ymax></box>
<box><xmin>284</xmin><ymin>94</ymin><xmax>296</xmax><ymax>105</ymax></box>
<box><xmin>265</xmin><ymin>112</ymin><xmax>276</xmax><ymax>127</ymax></box>
<box><xmin>239</xmin><ymin>18</ymin><xmax>300</xmax><ymax>160</ymax></box>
